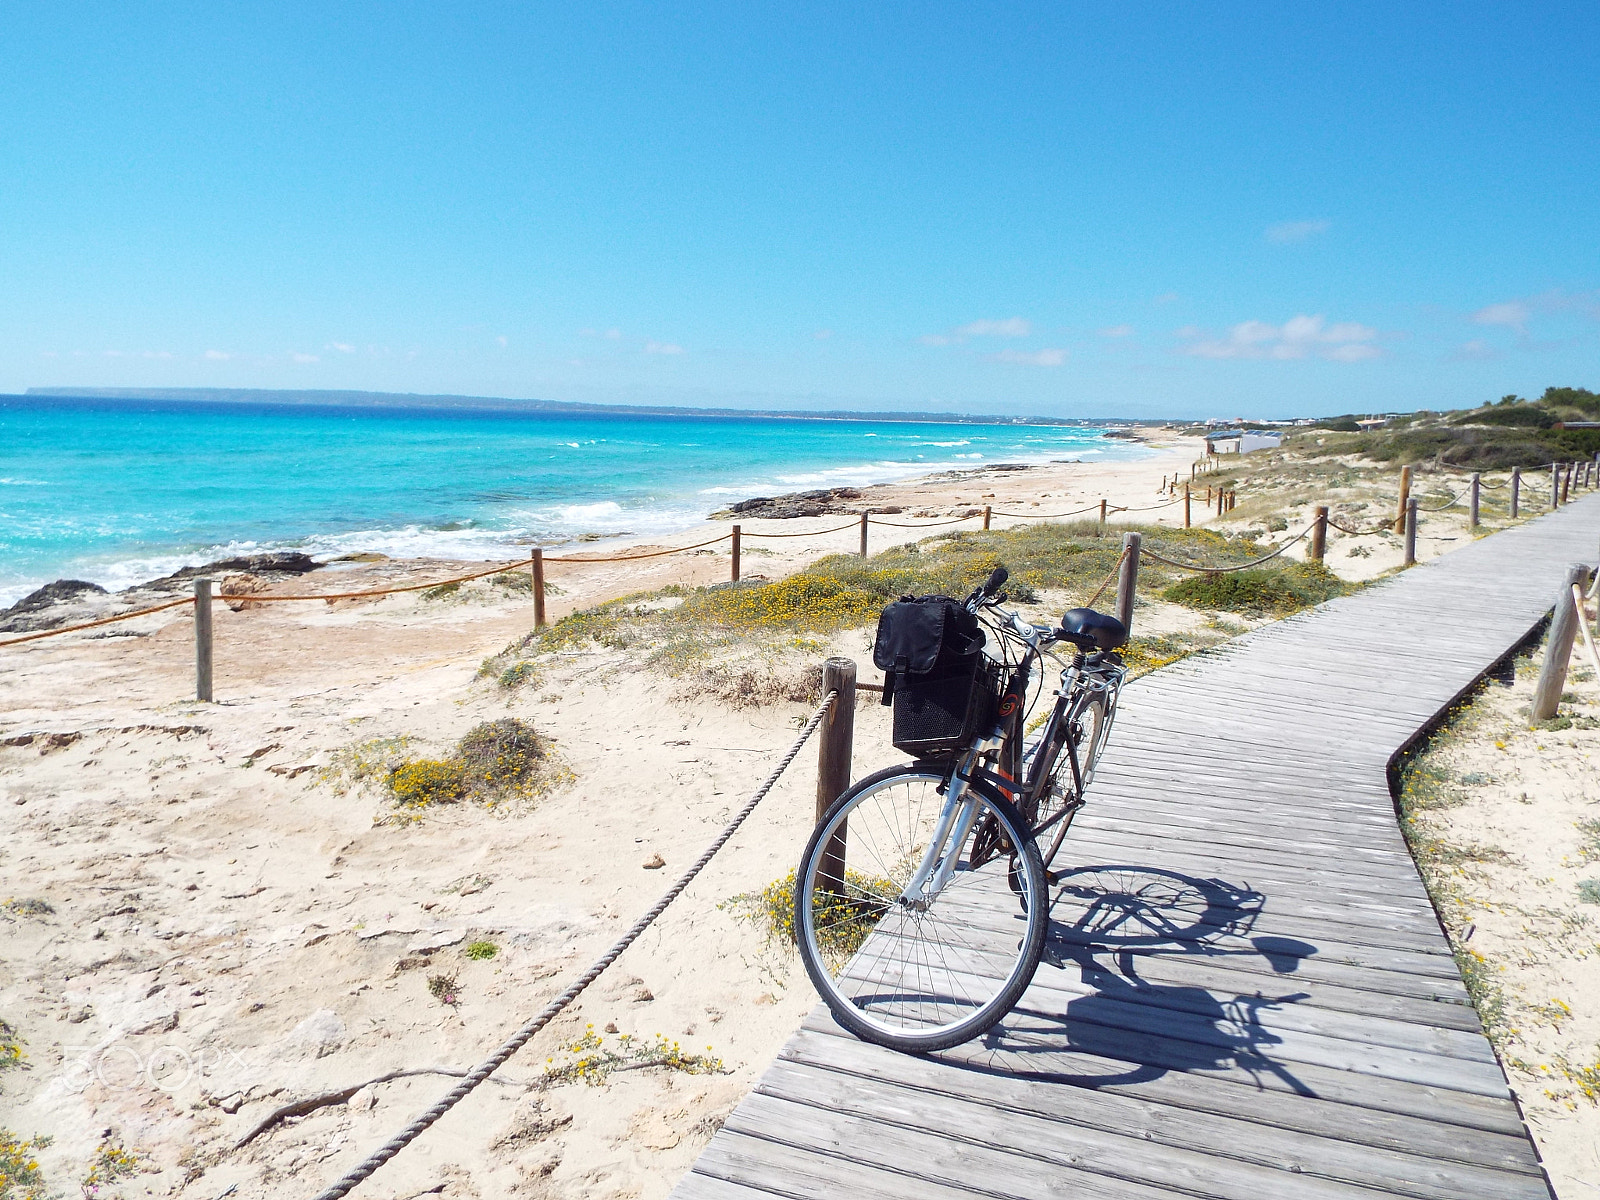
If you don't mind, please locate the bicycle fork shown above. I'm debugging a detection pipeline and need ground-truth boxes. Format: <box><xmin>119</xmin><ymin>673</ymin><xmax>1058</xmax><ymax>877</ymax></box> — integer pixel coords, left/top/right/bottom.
<box><xmin>896</xmin><ymin>752</ymin><xmax>990</xmax><ymax>911</ymax></box>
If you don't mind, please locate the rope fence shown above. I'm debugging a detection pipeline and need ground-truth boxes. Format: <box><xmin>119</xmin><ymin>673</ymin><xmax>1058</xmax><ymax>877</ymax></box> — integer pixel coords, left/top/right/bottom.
<box><xmin>1142</xmin><ymin>524</ymin><xmax>1314</xmax><ymax>574</ymax></box>
<box><xmin>305</xmin><ymin>689</ymin><xmax>837</xmax><ymax>1200</ymax></box>
<box><xmin>6</xmin><ymin>458</ymin><xmax>1595</xmax><ymax>663</ymax></box>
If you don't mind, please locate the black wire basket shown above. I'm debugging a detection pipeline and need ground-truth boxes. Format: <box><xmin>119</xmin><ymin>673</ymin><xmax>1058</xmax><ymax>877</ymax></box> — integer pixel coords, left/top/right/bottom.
<box><xmin>891</xmin><ymin>655</ymin><xmax>1002</xmax><ymax>757</ymax></box>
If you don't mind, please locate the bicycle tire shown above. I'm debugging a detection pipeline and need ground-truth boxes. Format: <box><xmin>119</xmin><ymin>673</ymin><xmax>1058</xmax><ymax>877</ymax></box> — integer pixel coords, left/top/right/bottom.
<box><xmin>794</xmin><ymin>763</ymin><xmax>1049</xmax><ymax>1052</ymax></box>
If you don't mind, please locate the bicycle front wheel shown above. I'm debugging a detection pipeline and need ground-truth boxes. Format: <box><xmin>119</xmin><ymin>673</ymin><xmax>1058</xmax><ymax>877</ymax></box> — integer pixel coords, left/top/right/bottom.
<box><xmin>794</xmin><ymin>764</ymin><xmax>1048</xmax><ymax>1052</ymax></box>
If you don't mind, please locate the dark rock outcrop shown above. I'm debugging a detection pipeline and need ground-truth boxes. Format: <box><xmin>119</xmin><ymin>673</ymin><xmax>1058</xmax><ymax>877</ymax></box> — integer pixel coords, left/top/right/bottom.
<box><xmin>714</xmin><ymin>487</ymin><xmax>875</xmax><ymax>520</ymax></box>
<box><xmin>4</xmin><ymin>579</ymin><xmax>108</xmax><ymax>616</ymax></box>
<box><xmin>137</xmin><ymin>552</ymin><xmax>321</xmax><ymax>591</ymax></box>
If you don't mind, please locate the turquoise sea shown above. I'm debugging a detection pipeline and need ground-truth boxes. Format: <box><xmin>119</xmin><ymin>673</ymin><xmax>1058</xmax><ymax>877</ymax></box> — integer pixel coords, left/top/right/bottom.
<box><xmin>0</xmin><ymin>396</ymin><xmax>1144</xmax><ymax>606</ymax></box>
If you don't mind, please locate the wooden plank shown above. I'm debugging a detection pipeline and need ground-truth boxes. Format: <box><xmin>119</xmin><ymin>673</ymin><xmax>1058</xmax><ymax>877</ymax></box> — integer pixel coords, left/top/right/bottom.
<box><xmin>784</xmin><ymin>1027</ymin><xmax>1542</xmax><ymax>1175</ymax></box>
<box><xmin>756</xmin><ymin>1056</ymin><xmax>1546</xmax><ymax>1200</ymax></box>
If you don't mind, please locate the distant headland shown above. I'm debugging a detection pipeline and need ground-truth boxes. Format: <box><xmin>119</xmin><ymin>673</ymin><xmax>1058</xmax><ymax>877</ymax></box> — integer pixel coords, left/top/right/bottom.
<box><xmin>19</xmin><ymin>386</ymin><xmax>1136</xmax><ymax>427</ymax></box>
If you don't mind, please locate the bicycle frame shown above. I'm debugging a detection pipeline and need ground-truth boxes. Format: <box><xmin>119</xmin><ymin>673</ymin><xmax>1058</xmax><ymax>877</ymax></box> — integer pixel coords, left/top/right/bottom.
<box><xmin>893</xmin><ymin>631</ymin><xmax>1125</xmax><ymax>910</ymax></box>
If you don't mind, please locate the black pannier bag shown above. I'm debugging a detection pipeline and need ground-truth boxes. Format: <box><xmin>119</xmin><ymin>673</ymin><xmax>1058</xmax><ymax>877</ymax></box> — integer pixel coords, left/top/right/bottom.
<box><xmin>873</xmin><ymin>595</ymin><xmax>999</xmax><ymax>756</ymax></box>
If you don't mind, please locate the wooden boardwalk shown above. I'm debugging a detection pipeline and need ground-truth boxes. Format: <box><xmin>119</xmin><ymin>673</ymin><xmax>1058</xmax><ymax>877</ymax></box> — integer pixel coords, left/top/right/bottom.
<box><xmin>673</xmin><ymin>496</ymin><xmax>1600</xmax><ymax>1200</ymax></box>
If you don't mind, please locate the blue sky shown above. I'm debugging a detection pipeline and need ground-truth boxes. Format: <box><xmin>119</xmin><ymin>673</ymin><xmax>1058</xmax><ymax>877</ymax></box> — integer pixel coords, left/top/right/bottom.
<box><xmin>2</xmin><ymin>3</ymin><xmax>1596</xmax><ymax>418</ymax></box>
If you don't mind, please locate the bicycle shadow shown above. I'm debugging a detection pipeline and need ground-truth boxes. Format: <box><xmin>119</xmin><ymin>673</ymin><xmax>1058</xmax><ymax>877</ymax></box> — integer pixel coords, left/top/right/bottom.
<box><xmin>953</xmin><ymin>864</ymin><xmax>1319</xmax><ymax>1095</ymax></box>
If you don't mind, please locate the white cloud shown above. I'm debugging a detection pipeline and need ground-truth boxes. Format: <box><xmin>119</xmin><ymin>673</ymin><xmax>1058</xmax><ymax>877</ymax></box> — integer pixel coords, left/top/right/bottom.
<box><xmin>991</xmin><ymin>348</ymin><xmax>1067</xmax><ymax>367</ymax></box>
<box><xmin>813</xmin><ymin>329</ymin><xmax>834</xmax><ymax>340</ymax></box>
<box><xmin>956</xmin><ymin>317</ymin><xmax>1031</xmax><ymax>338</ymax></box>
<box><xmin>329</xmin><ymin>342</ymin><xmax>356</xmax><ymax>353</ymax></box>
<box><xmin>205</xmin><ymin>350</ymin><xmax>231</xmax><ymax>361</ymax></box>
<box><xmin>1472</xmin><ymin>302</ymin><xmax>1530</xmax><ymax>333</ymax></box>
<box><xmin>644</xmin><ymin>341</ymin><xmax>684</xmax><ymax>355</ymax></box>
<box><xmin>1449</xmin><ymin>339</ymin><xmax>1498</xmax><ymax>362</ymax></box>
<box><xmin>1323</xmin><ymin>343</ymin><xmax>1381</xmax><ymax>362</ymax></box>
<box><xmin>1265</xmin><ymin>219</ymin><xmax>1330</xmax><ymax>245</ymax></box>
<box><xmin>1154</xmin><ymin>292</ymin><xmax>1181</xmax><ymax>305</ymax></box>
<box><xmin>606</xmin><ymin>328</ymin><xmax>621</xmax><ymax>340</ymax></box>
<box><xmin>1097</xmin><ymin>324</ymin><xmax>1135</xmax><ymax>338</ymax></box>
<box><xmin>1180</xmin><ymin>314</ymin><xmax>1380</xmax><ymax>361</ymax></box>
<box><xmin>496</xmin><ymin>335</ymin><xmax>508</xmax><ymax>347</ymax></box>
<box><xmin>919</xmin><ymin>334</ymin><xmax>953</xmax><ymax>346</ymax></box>
<box><xmin>291</xmin><ymin>352</ymin><xmax>320</xmax><ymax>363</ymax></box>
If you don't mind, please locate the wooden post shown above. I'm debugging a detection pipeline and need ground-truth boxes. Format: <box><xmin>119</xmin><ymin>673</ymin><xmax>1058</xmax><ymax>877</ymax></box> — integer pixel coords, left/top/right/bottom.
<box><xmin>531</xmin><ymin>548</ymin><xmax>546</xmax><ymax>628</ymax></box>
<box><xmin>858</xmin><ymin>511</ymin><xmax>869</xmax><ymax>558</ymax></box>
<box><xmin>1204</xmin><ymin>485</ymin><xmax>1212</xmax><ymax>504</ymax></box>
<box><xmin>983</xmin><ymin>505</ymin><xmax>992</xmax><ymax>531</ymax></box>
<box><xmin>1395</xmin><ymin>464</ymin><xmax>1412</xmax><ymax>533</ymax></box>
<box><xmin>1552</xmin><ymin>462</ymin><xmax>1561</xmax><ymax>509</ymax></box>
<box><xmin>1183</xmin><ymin>484</ymin><xmax>1191</xmax><ymax>529</ymax></box>
<box><xmin>1115</xmin><ymin>531</ymin><xmax>1142</xmax><ymax>633</ymax></box>
<box><xmin>1562</xmin><ymin>463</ymin><xmax>1573</xmax><ymax>505</ymax></box>
<box><xmin>1216</xmin><ymin>487</ymin><xmax>1224</xmax><ymax>517</ymax></box>
<box><xmin>815</xmin><ymin>657</ymin><xmax>857</xmax><ymax>892</ymax></box>
<box><xmin>1469</xmin><ymin>473</ymin><xmax>1480</xmax><ymax>530</ymax></box>
<box><xmin>1099</xmin><ymin>498</ymin><xmax>1107</xmax><ymax>525</ymax></box>
<box><xmin>194</xmin><ymin>579</ymin><xmax>213</xmax><ymax>703</ymax></box>
<box><xmin>1311</xmin><ymin>506</ymin><xmax>1328</xmax><ymax>562</ymax></box>
<box><xmin>1403</xmin><ymin>497</ymin><xmax>1418</xmax><ymax>567</ymax></box>
<box><xmin>1511</xmin><ymin>466</ymin><xmax>1521</xmax><ymax>518</ymax></box>
<box><xmin>1531</xmin><ymin>564</ymin><xmax>1590</xmax><ymax>721</ymax></box>
<box><xmin>731</xmin><ymin>524</ymin><xmax>741</xmax><ymax>582</ymax></box>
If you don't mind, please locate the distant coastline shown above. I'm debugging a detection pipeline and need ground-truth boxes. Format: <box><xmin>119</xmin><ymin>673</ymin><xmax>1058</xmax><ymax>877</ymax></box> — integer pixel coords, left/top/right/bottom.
<box><xmin>18</xmin><ymin>386</ymin><xmax>1163</xmax><ymax>427</ymax></box>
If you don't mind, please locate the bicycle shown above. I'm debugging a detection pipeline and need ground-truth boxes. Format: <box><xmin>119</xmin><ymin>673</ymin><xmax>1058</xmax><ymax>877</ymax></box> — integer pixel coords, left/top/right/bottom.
<box><xmin>793</xmin><ymin>566</ymin><xmax>1129</xmax><ymax>1051</ymax></box>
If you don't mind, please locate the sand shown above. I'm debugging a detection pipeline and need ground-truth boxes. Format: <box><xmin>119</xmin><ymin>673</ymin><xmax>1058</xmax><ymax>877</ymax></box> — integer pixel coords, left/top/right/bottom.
<box><xmin>1401</xmin><ymin>633</ymin><xmax>1600</xmax><ymax>1197</ymax></box>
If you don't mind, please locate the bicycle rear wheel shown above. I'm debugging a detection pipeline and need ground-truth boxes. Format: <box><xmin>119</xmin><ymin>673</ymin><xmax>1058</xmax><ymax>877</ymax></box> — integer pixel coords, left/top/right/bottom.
<box><xmin>794</xmin><ymin>764</ymin><xmax>1048</xmax><ymax>1052</ymax></box>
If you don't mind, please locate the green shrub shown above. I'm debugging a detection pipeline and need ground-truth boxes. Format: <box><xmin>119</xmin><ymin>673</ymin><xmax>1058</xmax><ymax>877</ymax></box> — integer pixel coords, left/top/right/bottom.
<box><xmin>1</xmin><ymin>899</ymin><xmax>52</xmax><ymax>918</ymax></box>
<box><xmin>1162</xmin><ymin>561</ymin><xmax>1350</xmax><ymax>616</ymax></box>
<box><xmin>723</xmin><ymin>868</ymin><xmax>894</xmax><ymax>961</ymax></box>
<box><xmin>383</xmin><ymin>718</ymin><xmax>568</xmax><ymax>814</ymax></box>
<box><xmin>1453</xmin><ymin>404</ymin><xmax>1555</xmax><ymax>429</ymax></box>
<box><xmin>388</xmin><ymin>759</ymin><xmax>467</xmax><ymax>807</ymax></box>
<box><xmin>463</xmin><ymin>940</ymin><xmax>498</xmax><ymax>960</ymax></box>
<box><xmin>456</xmin><ymin>718</ymin><xmax>550</xmax><ymax>794</ymax></box>
<box><xmin>0</xmin><ymin>1128</ymin><xmax>51</xmax><ymax>1200</ymax></box>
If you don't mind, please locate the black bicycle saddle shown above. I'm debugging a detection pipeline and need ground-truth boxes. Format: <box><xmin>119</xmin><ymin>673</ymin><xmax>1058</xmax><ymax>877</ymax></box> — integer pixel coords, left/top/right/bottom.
<box><xmin>1060</xmin><ymin>607</ymin><xmax>1128</xmax><ymax>651</ymax></box>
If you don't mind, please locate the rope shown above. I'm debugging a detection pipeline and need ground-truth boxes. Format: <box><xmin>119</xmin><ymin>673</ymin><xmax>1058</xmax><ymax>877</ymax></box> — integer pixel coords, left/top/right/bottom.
<box><xmin>1082</xmin><ymin>548</ymin><xmax>1131</xmax><ymax>610</ymax></box>
<box><xmin>1141</xmin><ymin>525</ymin><xmax>1313</xmax><ymax>573</ymax></box>
<box><xmin>0</xmin><ymin>596</ymin><xmax>195</xmax><ymax>648</ymax></box>
<box><xmin>1414</xmin><ymin>490</ymin><xmax>1463</xmax><ymax>513</ymax></box>
<box><xmin>545</xmin><ymin>533</ymin><xmax>732</xmax><ymax>563</ymax></box>
<box><xmin>306</xmin><ymin>690</ymin><xmax>837</xmax><ymax>1200</ymax></box>
<box><xmin>1574</xmin><ymin>583</ymin><xmax>1600</xmax><ymax>679</ymax></box>
<box><xmin>865</xmin><ymin>513</ymin><xmax>976</xmax><ymax>529</ymax></box>
<box><xmin>740</xmin><ymin>520</ymin><xmax>862</xmax><ymax>539</ymax></box>
<box><xmin>1326</xmin><ymin>516</ymin><xmax>1397</xmax><ymax>536</ymax></box>
<box><xmin>988</xmin><ymin>503</ymin><xmax>1102</xmax><ymax>520</ymax></box>
<box><xmin>218</xmin><ymin>560</ymin><xmax>535</xmax><ymax>603</ymax></box>
<box><xmin>1114</xmin><ymin>495</ymin><xmax>1186</xmax><ymax>514</ymax></box>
